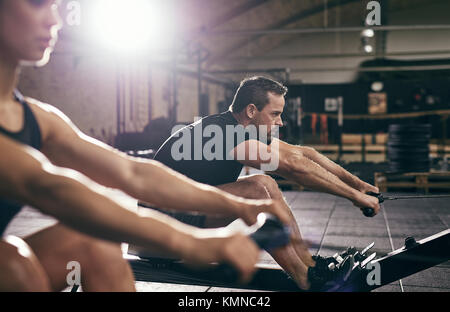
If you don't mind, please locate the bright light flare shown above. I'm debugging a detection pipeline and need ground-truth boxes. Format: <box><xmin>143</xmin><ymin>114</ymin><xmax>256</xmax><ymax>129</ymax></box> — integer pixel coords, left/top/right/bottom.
<box><xmin>364</xmin><ymin>44</ymin><xmax>373</xmax><ymax>53</ymax></box>
<box><xmin>90</xmin><ymin>0</ymin><xmax>175</xmax><ymax>54</ymax></box>
<box><xmin>361</xmin><ymin>29</ymin><xmax>375</xmax><ymax>38</ymax></box>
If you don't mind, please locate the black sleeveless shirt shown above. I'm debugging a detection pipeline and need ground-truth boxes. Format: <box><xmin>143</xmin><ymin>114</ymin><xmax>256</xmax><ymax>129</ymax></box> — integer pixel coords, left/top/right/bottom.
<box><xmin>0</xmin><ymin>90</ymin><xmax>42</xmax><ymax>236</ymax></box>
<box><xmin>154</xmin><ymin>111</ymin><xmax>265</xmax><ymax>186</ymax></box>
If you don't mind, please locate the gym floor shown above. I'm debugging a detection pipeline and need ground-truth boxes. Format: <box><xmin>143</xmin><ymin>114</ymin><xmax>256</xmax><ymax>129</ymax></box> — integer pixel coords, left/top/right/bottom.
<box><xmin>5</xmin><ymin>189</ymin><xmax>449</xmax><ymax>292</ymax></box>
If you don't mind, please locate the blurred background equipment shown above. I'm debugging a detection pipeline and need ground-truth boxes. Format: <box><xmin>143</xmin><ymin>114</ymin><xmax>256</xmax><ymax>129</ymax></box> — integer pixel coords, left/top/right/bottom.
<box><xmin>387</xmin><ymin>124</ymin><xmax>431</xmax><ymax>173</ymax></box>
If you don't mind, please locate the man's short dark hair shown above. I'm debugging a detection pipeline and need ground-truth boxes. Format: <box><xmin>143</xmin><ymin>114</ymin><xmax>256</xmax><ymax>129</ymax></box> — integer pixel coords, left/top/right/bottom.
<box><xmin>229</xmin><ymin>76</ymin><xmax>288</xmax><ymax>113</ymax></box>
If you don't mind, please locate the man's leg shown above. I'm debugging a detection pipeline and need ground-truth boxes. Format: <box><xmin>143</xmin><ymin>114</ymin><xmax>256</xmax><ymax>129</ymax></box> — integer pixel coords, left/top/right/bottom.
<box><xmin>0</xmin><ymin>236</ymin><xmax>51</xmax><ymax>291</ymax></box>
<box><xmin>24</xmin><ymin>224</ymin><xmax>136</xmax><ymax>292</ymax></box>
<box><xmin>246</xmin><ymin>175</ymin><xmax>316</xmax><ymax>267</ymax></box>
<box><xmin>208</xmin><ymin>174</ymin><xmax>314</xmax><ymax>290</ymax></box>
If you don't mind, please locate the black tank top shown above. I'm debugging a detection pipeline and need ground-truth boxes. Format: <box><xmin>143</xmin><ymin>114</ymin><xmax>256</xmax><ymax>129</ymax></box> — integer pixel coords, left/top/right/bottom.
<box><xmin>0</xmin><ymin>90</ymin><xmax>42</xmax><ymax>235</ymax></box>
<box><xmin>155</xmin><ymin>111</ymin><xmax>247</xmax><ymax>186</ymax></box>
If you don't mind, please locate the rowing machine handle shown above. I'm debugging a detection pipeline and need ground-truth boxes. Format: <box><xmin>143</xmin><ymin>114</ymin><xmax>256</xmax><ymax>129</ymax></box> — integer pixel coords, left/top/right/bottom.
<box><xmin>363</xmin><ymin>192</ymin><xmax>384</xmax><ymax>217</ymax></box>
<box><xmin>250</xmin><ymin>213</ymin><xmax>291</xmax><ymax>251</ymax></box>
<box><xmin>218</xmin><ymin>213</ymin><xmax>291</xmax><ymax>283</ymax></box>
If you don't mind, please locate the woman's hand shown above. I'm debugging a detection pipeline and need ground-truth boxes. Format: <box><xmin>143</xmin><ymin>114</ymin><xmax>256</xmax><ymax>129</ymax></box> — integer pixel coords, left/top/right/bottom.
<box><xmin>182</xmin><ymin>234</ymin><xmax>260</xmax><ymax>283</ymax></box>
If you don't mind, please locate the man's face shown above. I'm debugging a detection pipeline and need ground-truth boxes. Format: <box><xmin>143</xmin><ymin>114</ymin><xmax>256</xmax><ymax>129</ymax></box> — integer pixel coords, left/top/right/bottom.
<box><xmin>250</xmin><ymin>92</ymin><xmax>285</xmax><ymax>140</ymax></box>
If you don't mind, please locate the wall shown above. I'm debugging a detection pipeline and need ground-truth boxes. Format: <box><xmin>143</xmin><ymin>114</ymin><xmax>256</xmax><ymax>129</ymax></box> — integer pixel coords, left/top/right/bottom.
<box><xmin>19</xmin><ymin>53</ymin><xmax>117</xmax><ymax>144</ymax></box>
<box><xmin>18</xmin><ymin>49</ymin><xmax>226</xmax><ymax>144</ymax></box>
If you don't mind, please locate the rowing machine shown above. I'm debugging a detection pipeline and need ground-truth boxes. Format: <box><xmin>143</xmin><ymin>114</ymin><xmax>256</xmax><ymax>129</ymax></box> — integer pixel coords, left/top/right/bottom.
<box><xmin>325</xmin><ymin>229</ymin><xmax>450</xmax><ymax>292</ymax></box>
<box><xmin>127</xmin><ymin>214</ymin><xmax>450</xmax><ymax>292</ymax></box>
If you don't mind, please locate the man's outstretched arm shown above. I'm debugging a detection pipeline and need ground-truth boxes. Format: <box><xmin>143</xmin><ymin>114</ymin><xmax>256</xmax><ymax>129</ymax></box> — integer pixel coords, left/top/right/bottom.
<box><xmin>278</xmin><ymin>140</ymin><xmax>379</xmax><ymax>194</ymax></box>
<box><xmin>233</xmin><ymin>139</ymin><xmax>380</xmax><ymax>215</ymax></box>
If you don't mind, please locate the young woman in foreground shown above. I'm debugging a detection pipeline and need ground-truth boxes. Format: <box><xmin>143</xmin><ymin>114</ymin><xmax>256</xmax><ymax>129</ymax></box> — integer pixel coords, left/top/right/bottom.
<box><xmin>0</xmin><ymin>0</ymin><xmax>290</xmax><ymax>291</ymax></box>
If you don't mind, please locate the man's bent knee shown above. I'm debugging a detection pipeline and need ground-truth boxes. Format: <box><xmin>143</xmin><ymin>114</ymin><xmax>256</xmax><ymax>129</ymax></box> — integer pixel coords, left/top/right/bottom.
<box><xmin>0</xmin><ymin>237</ymin><xmax>51</xmax><ymax>291</ymax></box>
<box><xmin>245</xmin><ymin>175</ymin><xmax>282</xmax><ymax>198</ymax></box>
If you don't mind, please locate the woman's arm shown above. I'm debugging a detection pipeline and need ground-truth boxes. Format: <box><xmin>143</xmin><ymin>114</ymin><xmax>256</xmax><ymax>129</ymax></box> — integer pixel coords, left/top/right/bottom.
<box><xmin>0</xmin><ymin>134</ymin><xmax>260</xmax><ymax>280</ymax></box>
<box><xmin>28</xmin><ymin>99</ymin><xmax>289</xmax><ymax>226</ymax></box>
